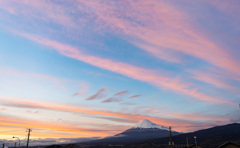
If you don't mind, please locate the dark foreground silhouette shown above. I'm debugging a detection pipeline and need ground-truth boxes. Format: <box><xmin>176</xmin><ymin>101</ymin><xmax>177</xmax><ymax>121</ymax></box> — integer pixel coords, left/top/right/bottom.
<box><xmin>44</xmin><ymin>123</ymin><xmax>240</xmax><ymax>148</ymax></box>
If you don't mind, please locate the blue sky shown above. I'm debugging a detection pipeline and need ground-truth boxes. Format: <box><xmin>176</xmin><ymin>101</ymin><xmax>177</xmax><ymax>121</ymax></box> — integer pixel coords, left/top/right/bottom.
<box><xmin>0</xmin><ymin>0</ymin><xmax>240</xmax><ymax>142</ymax></box>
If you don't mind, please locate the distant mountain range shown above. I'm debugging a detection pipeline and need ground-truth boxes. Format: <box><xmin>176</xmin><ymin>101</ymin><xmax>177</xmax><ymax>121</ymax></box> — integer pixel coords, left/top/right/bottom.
<box><xmin>76</xmin><ymin>120</ymin><xmax>240</xmax><ymax>148</ymax></box>
<box><xmin>127</xmin><ymin>122</ymin><xmax>240</xmax><ymax>148</ymax></box>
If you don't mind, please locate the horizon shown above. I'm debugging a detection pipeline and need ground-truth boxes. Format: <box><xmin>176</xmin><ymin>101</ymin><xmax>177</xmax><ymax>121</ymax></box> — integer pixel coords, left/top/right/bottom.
<box><xmin>1</xmin><ymin>120</ymin><xmax>239</xmax><ymax>147</ymax></box>
<box><xmin>0</xmin><ymin>0</ymin><xmax>240</xmax><ymax>146</ymax></box>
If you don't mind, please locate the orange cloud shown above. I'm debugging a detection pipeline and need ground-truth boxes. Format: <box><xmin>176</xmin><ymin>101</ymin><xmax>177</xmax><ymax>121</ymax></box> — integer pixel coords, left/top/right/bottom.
<box><xmin>0</xmin><ymin>98</ymin><xmax>229</xmax><ymax>133</ymax></box>
<box><xmin>0</xmin><ymin>115</ymin><xmax>111</xmax><ymax>138</ymax></box>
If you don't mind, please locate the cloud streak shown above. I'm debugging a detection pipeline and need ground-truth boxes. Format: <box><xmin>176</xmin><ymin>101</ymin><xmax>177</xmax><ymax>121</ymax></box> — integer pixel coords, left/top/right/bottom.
<box><xmin>190</xmin><ymin>70</ymin><xmax>239</xmax><ymax>91</ymax></box>
<box><xmin>101</xmin><ymin>97</ymin><xmax>121</xmax><ymax>103</ymax></box>
<box><xmin>14</xmin><ymin>32</ymin><xmax>231</xmax><ymax>104</ymax></box>
<box><xmin>1</xmin><ymin>0</ymin><xmax>239</xmax><ymax>139</ymax></box>
<box><xmin>85</xmin><ymin>88</ymin><xmax>107</xmax><ymax>101</ymax></box>
<box><xmin>101</xmin><ymin>90</ymin><xmax>129</xmax><ymax>103</ymax></box>
<box><xmin>0</xmin><ymin>114</ymin><xmax>111</xmax><ymax>137</ymax></box>
<box><xmin>72</xmin><ymin>83</ymin><xmax>89</xmax><ymax>97</ymax></box>
<box><xmin>114</xmin><ymin>90</ymin><xmax>128</xmax><ymax>96</ymax></box>
<box><xmin>130</xmin><ymin>95</ymin><xmax>141</xmax><ymax>99</ymax></box>
<box><xmin>83</xmin><ymin>0</ymin><xmax>240</xmax><ymax>75</ymax></box>
<box><xmin>0</xmin><ymin>98</ymin><xmax>230</xmax><ymax>132</ymax></box>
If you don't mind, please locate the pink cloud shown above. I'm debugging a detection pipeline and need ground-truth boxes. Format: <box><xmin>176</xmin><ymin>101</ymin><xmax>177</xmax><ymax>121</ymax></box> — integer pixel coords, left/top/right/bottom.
<box><xmin>134</xmin><ymin>106</ymin><xmax>228</xmax><ymax>122</ymax></box>
<box><xmin>205</xmin><ymin>0</ymin><xmax>240</xmax><ymax>28</ymax></box>
<box><xmin>0</xmin><ymin>0</ymin><xmax>76</xmax><ymax>28</ymax></box>
<box><xmin>0</xmin><ymin>98</ymin><xmax>230</xmax><ymax>132</ymax></box>
<box><xmin>113</xmin><ymin>90</ymin><xmax>128</xmax><ymax>96</ymax></box>
<box><xmin>130</xmin><ymin>95</ymin><xmax>141</xmax><ymax>99</ymax></box>
<box><xmin>190</xmin><ymin>70</ymin><xmax>239</xmax><ymax>91</ymax></box>
<box><xmin>78</xmin><ymin>0</ymin><xmax>240</xmax><ymax>80</ymax></box>
<box><xmin>101</xmin><ymin>97</ymin><xmax>121</xmax><ymax>103</ymax></box>
<box><xmin>72</xmin><ymin>83</ymin><xmax>89</xmax><ymax>97</ymax></box>
<box><xmin>15</xmin><ymin>32</ymin><xmax>232</xmax><ymax>104</ymax></box>
<box><xmin>2</xmin><ymin>0</ymin><xmax>240</xmax><ymax>81</ymax></box>
<box><xmin>85</xmin><ymin>88</ymin><xmax>107</xmax><ymax>101</ymax></box>
<box><xmin>101</xmin><ymin>90</ymin><xmax>129</xmax><ymax>103</ymax></box>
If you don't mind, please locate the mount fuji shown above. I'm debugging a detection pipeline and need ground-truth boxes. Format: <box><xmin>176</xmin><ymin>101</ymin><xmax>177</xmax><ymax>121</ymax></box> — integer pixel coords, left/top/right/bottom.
<box><xmin>114</xmin><ymin>119</ymin><xmax>179</xmax><ymax>140</ymax></box>
<box><xmin>81</xmin><ymin>119</ymin><xmax>180</xmax><ymax>144</ymax></box>
<box><xmin>132</xmin><ymin>119</ymin><xmax>170</xmax><ymax>129</ymax></box>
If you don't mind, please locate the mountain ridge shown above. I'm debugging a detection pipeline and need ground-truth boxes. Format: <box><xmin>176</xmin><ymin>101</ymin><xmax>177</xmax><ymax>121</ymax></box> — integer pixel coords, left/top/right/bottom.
<box><xmin>127</xmin><ymin>122</ymin><xmax>240</xmax><ymax>148</ymax></box>
<box><xmin>76</xmin><ymin>122</ymin><xmax>240</xmax><ymax>148</ymax></box>
<box><xmin>78</xmin><ymin>119</ymin><xmax>180</xmax><ymax>145</ymax></box>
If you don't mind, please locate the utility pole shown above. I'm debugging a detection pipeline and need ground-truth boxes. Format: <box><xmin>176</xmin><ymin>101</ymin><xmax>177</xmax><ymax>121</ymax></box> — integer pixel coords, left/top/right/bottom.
<box><xmin>2</xmin><ymin>143</ymin><xmax>4</xmax><ymax>148</ymax></box>
<box><xmin>169</xmin><ymin>126</ymin><xmax>174</xmax><ymax>148</ymax></box>
<box><xmin>26</xmin><ymin>128</ymin><xmax>32</xmax><ymax>148</ymax></box>
<box><xmin>186</xmin><ymin>137</ymin><xmax>189</xmax><ymax>148</ymax></box>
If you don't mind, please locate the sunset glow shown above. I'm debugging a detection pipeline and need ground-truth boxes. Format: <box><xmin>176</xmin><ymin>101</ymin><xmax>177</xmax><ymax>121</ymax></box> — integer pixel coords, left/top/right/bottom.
<box><xmin>0</xmin><ymin>0</ymin><xmax>240</xmax><ymax>145</ymax></box>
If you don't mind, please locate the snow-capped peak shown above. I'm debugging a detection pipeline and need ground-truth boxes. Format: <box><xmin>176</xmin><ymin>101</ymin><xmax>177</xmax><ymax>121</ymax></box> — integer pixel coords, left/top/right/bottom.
<box><xmin>132</xmin><ymin>119</ymin><xmax>169</xmax><ymax>130</ymax></box>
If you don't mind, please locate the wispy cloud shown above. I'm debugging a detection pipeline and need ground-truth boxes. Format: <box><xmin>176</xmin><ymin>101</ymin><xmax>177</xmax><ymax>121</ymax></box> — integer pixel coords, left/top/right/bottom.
<box><xmin>190</xmin><ymin>70</ymin><xmax>239</xmax><ymax>91</ymax></box>
<box><xmin>113</xmin><ymin>90</ymin><xmax>128</xmax><ymax>96</ymax></box>
<box><xmin>101</xmin><ymin>90</ymin><xmax>129</xmax><ymax>103</ymax></box>
<box><xmin>0</xmin><ymin>0</ymin><xmax>239</xmax><ymax>139</ymax></box>
<box><xmin>0</xmin><ymin>98</ymin><xmax>230</xmax><ymax>132</ymax></box>
<box><xmin>93</xmin><ymin>116</ymin><xmax>135</xmax><ymax>124</ymax></box>
<box><xmin>72</xmin><ymin>83</ymin><xmax>89</xmax><ymax>97</ymax></box>
<box><xmin>1</xmin><ymin>0</ymin><xmax>236</xmax><ymax>104</ymax></box>
<box><xmin>79</xmin><ymin>0</ymin><xmax>240</xmax><ymax>80</ymax></box>
<box><xmin>85</xmin><ymin>88</ymin><xmax>107</xmax><ymax>101</ymax></box>
<box><xmin>0</xmin><ymin>0</ymin><xmax>76</xmax><ymax>28</ymax></box>
<box><xmin>129</xmin><ymin>95</ymin><xmax>141</xmax><ymax>99</ymax></box>
<box><xmin>120</xmin><ymin>102</ymin><xmax>136</xmax><ymax>106</ymax></box>
<box><xmin>101</xmin><ymin>97</ymin><xmax>121</xmax><ymax>103</ymax></box>
<box><xmin>14</xmin><ymin>32</ymin><xmax>231</xmax><ymax>104</ymax></box>
<box><xmin>0</xmin><ymin>67</ymin><xmax>68</xmax><ymax>89</ymax></box>
<box><xmin>0</xmin><ymin>114</ymin><xmax>111</xmax><ymax>137</ymax></box>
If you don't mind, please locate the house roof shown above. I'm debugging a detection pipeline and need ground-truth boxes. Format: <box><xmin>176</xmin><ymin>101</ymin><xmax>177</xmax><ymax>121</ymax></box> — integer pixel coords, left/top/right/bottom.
<box><xmin>218</xmin><ymin>142</ymin><xmax>240</xmax><ymax>148</ymax></box>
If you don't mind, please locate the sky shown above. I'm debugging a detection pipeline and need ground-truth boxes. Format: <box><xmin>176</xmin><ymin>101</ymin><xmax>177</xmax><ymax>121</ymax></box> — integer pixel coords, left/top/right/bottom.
<box><xmin>0</xmin><ymin>0</ymin><xmax>240</xmax><ymax>146</ymax></box>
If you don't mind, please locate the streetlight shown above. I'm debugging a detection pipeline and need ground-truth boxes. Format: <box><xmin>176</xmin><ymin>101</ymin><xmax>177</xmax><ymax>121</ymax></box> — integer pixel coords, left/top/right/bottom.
<box><xmin>12</xmin><ymin>137</ymin><xmax>20</xmax><ymax>147</ymax></box>
<box><xmin>194</xmin><ymin>136</ymin><xmax>197</xmax><ymax>148</ymax></box>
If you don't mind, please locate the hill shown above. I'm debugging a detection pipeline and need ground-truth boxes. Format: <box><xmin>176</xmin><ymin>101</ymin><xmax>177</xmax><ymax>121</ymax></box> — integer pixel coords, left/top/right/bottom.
<box><xmin>127</xmin><ymin>123</ymin><xmax>240</xmax><ymax>148</ymax></box>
